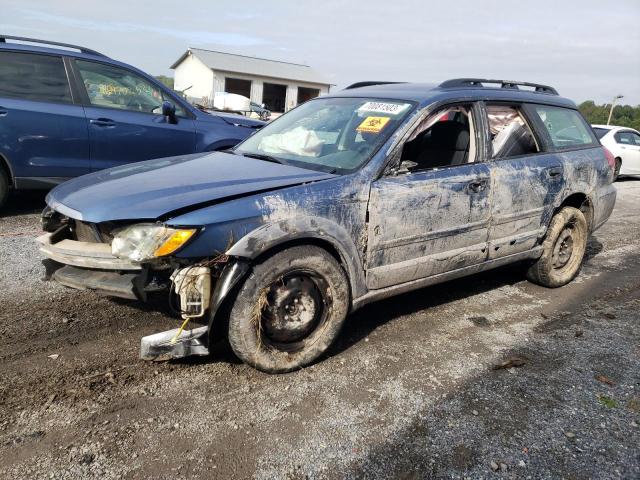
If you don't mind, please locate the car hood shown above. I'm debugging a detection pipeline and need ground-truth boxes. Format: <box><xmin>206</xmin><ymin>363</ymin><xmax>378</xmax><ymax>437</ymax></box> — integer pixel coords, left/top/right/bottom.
<box><xmin>47</xmin><ymin>152</ymin><xmax>336</xmax><ymax>223</ymax></box>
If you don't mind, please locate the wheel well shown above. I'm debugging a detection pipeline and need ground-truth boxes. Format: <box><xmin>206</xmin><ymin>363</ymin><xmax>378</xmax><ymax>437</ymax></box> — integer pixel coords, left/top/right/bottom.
<box><xmin>559</xmin><ymin>193</ymin><xmax>593</xmax><ymax>230</ymax></box>
<box><xmin>0</xmin><ymin>154</ymin><xmax>13</xmax><ymax>186</ymax></box>
<box><xmin>252</xmin><ymin>237</ymin><xmax>344</xmax><ymax>269</ymax></box>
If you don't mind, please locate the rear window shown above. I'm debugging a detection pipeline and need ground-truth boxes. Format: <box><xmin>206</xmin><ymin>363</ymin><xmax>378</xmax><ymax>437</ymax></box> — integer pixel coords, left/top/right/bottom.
<box><xmin>533</xmin><ymin>105</ymin><xmax>597</xmax><ymax>149</ymax></box>
<box><xmin>592</xmin><ymin>127</ymin><xmax>610</xmax><ymax>139</ymax></box>
<box><xmin>0</xmin><ymin>52</ymin><xmax>72</xmax><ymax>103</ymax></box>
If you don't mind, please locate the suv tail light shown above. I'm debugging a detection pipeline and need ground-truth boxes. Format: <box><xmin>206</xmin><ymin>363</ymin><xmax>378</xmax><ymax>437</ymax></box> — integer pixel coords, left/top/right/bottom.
<box><xmin>603</xmin><ymin>146</ymin><xmax>615</xmax><ymax>170</ymax></box>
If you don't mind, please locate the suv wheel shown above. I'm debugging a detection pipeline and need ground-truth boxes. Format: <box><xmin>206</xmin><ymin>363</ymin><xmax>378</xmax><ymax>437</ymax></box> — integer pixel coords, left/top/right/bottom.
<box><xmin>227</xmin><ymin>245</ymin><xmax>349</xmax><ymax>373</ymax></box>
<box><xmin>526</xmin><ymin>206</ymin><xmax>588</xmax><ymax>288</ymax></box>
<box><xmin>0</xmin><ymin>168</ymin><xmax>9</xmax><ymax>210</ymax></box>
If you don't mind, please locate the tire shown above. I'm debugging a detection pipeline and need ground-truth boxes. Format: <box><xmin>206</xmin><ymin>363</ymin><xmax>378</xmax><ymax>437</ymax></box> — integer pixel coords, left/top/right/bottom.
<box><xmin>0</xmin><ymin>168</ymin><xmax>9</xmax><ymax>210</ymax></box>
<box><xmin>227</xmin><ymin>245</ymin><xmax>349</xmax><ymax>373</ymax></box>
<box><xmin>613</xmin><ymin>158</ymin><xmax>622</xmax><ymax>181</ymax></box>
<box><xmin>526</xmin><ymin>206</ymin><xmax>588</xmax><ymax>288</ymax></box>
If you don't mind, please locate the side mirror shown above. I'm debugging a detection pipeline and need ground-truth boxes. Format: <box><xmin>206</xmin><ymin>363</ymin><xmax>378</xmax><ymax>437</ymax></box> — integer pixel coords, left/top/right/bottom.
<box><xmin>396</xmin><ymin>160</ymin><xmax>417</xmax><ymax>175</ymax></box>
<box><xmin>162</xmin><ymin>101</ymin><xmax>177</xmax><ymax>124</ymax></box>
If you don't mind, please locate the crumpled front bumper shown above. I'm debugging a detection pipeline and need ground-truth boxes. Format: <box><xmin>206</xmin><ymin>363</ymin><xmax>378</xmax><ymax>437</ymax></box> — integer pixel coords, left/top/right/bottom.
<box><xmin>38</xmin><ymin>230</ymin><xmax>251</xmax><ymax>362</ymax></box>
<box><xmin>38</xmin><ymin>232</ymin><xmax>151</xmax><ymax>300</ymax></box>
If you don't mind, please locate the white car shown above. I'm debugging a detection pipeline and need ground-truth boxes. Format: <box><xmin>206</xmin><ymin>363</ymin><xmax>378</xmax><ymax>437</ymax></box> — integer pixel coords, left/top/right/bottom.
<box><xmin>592</xmin><ymin>125</ymin><xmax>640</xmax><ymax>179</ymax></box>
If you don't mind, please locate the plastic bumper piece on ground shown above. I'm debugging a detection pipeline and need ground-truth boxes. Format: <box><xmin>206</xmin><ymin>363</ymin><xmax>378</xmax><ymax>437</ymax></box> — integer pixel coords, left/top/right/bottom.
<box><xmin>140</xmin><ymin>326</ymin><xmax>209</xmax><ymax>361</ymax></box>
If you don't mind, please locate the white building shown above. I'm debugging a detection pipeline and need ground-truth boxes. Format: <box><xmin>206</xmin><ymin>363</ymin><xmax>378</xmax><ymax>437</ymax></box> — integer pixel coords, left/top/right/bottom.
<box><xmin>171</xmin><ymin>48</ymin><xmax>331</xmax><ymax>113</ymax></box>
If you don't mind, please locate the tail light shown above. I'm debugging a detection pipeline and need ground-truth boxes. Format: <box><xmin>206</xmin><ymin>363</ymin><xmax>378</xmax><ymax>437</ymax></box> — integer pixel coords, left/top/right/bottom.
<box><xmin>602</xmin><ymin>146</ymin><xmax>615</xmax><ymax>170</ymax></box>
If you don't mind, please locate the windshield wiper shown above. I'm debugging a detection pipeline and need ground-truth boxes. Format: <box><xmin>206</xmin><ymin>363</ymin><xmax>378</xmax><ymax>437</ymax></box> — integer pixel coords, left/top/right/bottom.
<box><xmin>238</xmin><ymin>152</ymin><xmax>287</xmax><ymax>165</ymax></box>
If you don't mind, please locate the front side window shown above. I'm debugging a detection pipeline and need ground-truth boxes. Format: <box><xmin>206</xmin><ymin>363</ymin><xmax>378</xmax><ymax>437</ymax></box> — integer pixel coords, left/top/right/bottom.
<box><xmin>400</xmin><ymin>104</ymin><xmax>476</xmax><ymax>171</ymax></box>
<box><xmin>235</xmin><ymin>97</ymin><xmax>415</xmax><ymax>173</ymax></box>
<box><xmin>75</xmin><ymin>60</ymin><xmax>185</xmax><ymax>116</ymax></box>
<box><xmin>0</xmin><ymin>52</ymin><xmax>71</xmax><ymax>103</ymax></box>
<box><xmin>533</xmin><ymin>105</ymin><xmax>596</xmax><ymax>149</ymax></box>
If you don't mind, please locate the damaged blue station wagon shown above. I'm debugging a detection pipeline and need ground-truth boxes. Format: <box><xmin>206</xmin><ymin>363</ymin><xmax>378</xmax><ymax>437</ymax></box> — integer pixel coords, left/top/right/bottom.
<box><xmin>39</xmin><ymin>79</ymin><xmax>617</xmax><ymax>373</ymax></box>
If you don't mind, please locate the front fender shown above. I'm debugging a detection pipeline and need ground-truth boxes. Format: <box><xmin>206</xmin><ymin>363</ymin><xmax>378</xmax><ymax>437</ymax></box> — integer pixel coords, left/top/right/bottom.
<box><xmin>226</xmin><ymin>215</ymin><xmax>367</xmax><ymax>301</ymax></box>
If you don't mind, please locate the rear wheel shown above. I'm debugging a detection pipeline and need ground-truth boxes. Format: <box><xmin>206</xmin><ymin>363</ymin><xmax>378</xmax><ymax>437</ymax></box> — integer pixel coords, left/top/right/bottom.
<box><xmin>613</xmin><ymin>158</ymin><xmax>622</xmax><ymax>181</ymax></box>
<box><xmin>227</xmin><ymin>245</ymin><xmax>349</xmax><ymax>373</ymax></box>
<box><xmin>526</xmin><ymin>206</ymin><xmax>588</xmax><ymax>288</ymax></box>
<box><xmin>0</xmin><ymin>168</ymin><xmax>9</xmax><ymax>210</ymax></box>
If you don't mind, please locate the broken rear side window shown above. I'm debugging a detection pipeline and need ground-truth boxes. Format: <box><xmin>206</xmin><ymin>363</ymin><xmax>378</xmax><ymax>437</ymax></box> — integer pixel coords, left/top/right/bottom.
<box><xmin>486</xmin><ymin>105</ymin><xmax>539</xmax><ymax>159</ymax></box>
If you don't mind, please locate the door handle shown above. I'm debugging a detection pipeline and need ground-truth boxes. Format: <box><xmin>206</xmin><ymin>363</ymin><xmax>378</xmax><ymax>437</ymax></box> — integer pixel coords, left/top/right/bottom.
<box><xmin>468</xmin><ymin>179</ymin><xmax>488</xmax><ymax>193</ymax></box>
<box><xmin>0</xmin><ymin>107</ymin><xmax>7</xmax><ymax>117</ymax></box>
<box><xmin>89</xmin><ymin>118</ymin><xmax>115</xmax><ymax>127</ymax></box>
<box><xmin>546</xmin><ymin>167</ymin><xmax>562</xmax><ymax>178</ymax></box>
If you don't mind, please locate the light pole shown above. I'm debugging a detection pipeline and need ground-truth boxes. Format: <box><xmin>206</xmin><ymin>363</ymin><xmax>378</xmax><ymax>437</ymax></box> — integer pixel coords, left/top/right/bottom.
<box><xmin>607</xmin><ymin>95</ymin><xmax>624</xmax><ymax>125</ymax></box>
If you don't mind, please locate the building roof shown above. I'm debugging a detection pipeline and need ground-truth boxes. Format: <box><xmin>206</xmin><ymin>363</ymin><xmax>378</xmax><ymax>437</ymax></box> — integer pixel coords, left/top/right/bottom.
<box><xmin>171</xmin><ymin>48</ymin><xmax>331</xmax><ymax>86</ymax></box>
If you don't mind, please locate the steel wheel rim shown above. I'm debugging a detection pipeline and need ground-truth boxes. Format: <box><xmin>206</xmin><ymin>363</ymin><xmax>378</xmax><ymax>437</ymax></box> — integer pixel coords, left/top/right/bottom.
<box><xmin>552</xmin><ymin>227</ymin><xmax>575</xmax><ymax>269</ymax></box>
<box><xmin>259</xmin><ymin>270</ymin><xmax>330</xmax><ymax>351</ymax></box>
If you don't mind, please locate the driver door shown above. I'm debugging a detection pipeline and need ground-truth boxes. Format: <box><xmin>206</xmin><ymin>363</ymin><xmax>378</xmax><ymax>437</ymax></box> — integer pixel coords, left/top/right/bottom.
<box><xmin>72</xmin><ymin>59</ymin><xmax>196</xmax><ymax>171</ymax></box>
<box><xmin>365</xmin><ymin>102</ymin><xmax>491</xmax><ymax>289</ymax></box>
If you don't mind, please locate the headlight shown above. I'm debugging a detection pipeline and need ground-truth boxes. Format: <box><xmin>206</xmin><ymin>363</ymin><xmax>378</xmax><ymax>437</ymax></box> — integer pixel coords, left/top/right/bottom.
<box><xmin>111</xmin><ymin>224</ymin><xmax>197</xmax><ymax>262</ymax></box>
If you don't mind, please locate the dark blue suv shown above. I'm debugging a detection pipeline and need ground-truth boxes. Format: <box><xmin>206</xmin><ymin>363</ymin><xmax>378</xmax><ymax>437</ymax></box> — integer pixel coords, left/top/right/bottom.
<box><xmin>0</xmin><ymin>35</ymin><xmax>263</xmax><ymax>208</ymax></box>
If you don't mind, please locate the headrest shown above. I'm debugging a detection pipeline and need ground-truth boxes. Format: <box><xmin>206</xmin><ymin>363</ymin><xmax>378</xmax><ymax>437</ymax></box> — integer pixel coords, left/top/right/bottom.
<box><xmin>429</xmin><ymin>121</ymin><xmax>470</xmax><ymax>151</ymax></box>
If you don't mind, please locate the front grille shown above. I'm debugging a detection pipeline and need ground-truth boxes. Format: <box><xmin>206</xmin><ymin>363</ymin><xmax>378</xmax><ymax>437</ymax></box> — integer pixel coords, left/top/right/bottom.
<box><xmin>72</xmin><ymin>221</ymin><xmax>116</xmax><ymax>244</ymax></box>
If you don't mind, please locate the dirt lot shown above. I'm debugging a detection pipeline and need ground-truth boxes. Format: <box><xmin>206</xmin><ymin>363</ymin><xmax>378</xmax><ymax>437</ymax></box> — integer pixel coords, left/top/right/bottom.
<box><xmin>1</xmin><ymin>182</ymin><xmax>639</xmax><ymax>479</ymax></box>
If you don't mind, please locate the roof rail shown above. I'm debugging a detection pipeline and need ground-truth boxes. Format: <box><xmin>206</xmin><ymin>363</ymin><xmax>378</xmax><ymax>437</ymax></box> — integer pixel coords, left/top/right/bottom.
<box><xmin>0</xmin><ymin>35</ymin><xmax>106</xmax><ymax>57</ymax></box>
<box><xmin>439</xmin><ymin>78</ymin><xmax>558</xmax><ymax>95</ymax></box>
<box><xmin>344</xmin><ymin>81</ymin><xmax>406</xmax><ymax>90</ymax></box>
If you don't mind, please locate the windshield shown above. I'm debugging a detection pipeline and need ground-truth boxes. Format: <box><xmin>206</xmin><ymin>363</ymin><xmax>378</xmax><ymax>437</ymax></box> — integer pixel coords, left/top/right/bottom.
<box><xmin>235</xmin><ymin>97</ymin><xmax>414</xmax><ymax>173</ymax></box>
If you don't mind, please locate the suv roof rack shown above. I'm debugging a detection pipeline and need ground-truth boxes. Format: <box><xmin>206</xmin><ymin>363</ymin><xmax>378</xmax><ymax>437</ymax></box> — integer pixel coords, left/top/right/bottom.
<box><xmin>344</xmin><ymin>81</ymin><xmax>406</xmax><ymax>90</ymax></box>
<box><xmin>0</xmin><ymin>35</ymin><xmax>106</xmax><ymax>57</ymax></box>
<box><xmin>439</xmin><ymin>78</ymin><xmax>558</xmax><ymax>95</ymax></box>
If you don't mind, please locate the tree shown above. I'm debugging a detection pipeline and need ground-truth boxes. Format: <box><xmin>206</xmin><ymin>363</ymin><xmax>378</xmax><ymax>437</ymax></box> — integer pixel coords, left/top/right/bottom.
<box><xmin>154</xmin><ymin>75</ymin><xmax>174</xmax><ymax>89</ymax></box>
<box><xmin>579</xmin><ymin>101</ymin><xmax>640</xmax><ymax>131</ymax></box>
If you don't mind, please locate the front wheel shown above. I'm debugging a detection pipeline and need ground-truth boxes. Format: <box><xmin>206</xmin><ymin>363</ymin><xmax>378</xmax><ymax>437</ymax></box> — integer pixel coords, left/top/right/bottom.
<box><xmin>526</xmin><ymin>206</ymin><xmax>588</xmax><ymax>288</ymax></box>
<box><xmin>227</xmin><ymin>245</ymin><xmax>349</xmax><ymax>373</ymax></box>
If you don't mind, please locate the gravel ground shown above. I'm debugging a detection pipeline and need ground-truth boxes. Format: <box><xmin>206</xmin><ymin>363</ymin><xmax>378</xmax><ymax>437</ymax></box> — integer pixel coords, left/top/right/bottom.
<box><xmin>0</xmin><ymin>182</ymin><xmax>638</xmax><ymax>479</ymax></box>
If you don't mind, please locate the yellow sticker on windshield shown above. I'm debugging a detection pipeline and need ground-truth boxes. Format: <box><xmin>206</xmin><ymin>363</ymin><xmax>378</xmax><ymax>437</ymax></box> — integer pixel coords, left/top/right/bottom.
<box><xmin>356</xmin><ymin>116</ymin><xmax>390</xmax><ymax>133</ymax></box>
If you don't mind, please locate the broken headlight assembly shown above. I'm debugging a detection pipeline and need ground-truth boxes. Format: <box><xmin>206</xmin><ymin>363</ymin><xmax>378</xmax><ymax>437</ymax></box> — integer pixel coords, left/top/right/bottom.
<box><xmin>111</xmin><ymin>224</ymin><xmax>197</xmax><ymax>262</ymax></box>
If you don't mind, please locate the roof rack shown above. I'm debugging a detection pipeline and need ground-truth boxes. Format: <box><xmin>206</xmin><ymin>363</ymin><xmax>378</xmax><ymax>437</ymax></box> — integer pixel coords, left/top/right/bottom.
<box><xmin>439</xmin><ymin>78</ymin><xmax>558</xmax><ymax>95</ymax></box>
<box><xmin>0</xmin><ymin>35</ymin><xmax>106</xmax><ymax>57</ymax></box>
<box><xmin>344</xmin><ymin>81</ymin><xmax>406</xmax><ymax>90</ymax></box>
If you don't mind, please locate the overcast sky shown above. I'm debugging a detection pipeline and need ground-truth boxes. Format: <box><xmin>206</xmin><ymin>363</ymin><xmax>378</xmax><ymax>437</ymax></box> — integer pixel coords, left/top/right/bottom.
<box><xmin>3</xmin><ymin>0</ymin><xmax>639</xmax><ymax>105</ymax></box>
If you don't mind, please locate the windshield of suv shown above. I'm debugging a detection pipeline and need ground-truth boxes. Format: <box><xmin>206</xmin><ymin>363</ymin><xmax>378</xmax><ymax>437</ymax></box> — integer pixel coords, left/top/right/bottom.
<box><xmin>235</xmin><ymin>97</ymin><xmax>414</xmax><ymax>174</ymax></box>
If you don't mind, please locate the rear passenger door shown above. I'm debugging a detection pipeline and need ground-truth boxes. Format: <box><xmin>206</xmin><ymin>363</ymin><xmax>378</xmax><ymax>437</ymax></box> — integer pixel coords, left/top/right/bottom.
<box><xmin>71</xmin><ymin>59</ymin><xmax>196</xmax><ymax>171</ymax></box>
<box><xmin>483</xmin><ymin>103</ymin><xmax>563</xmax><ymax>259</ymax></box>
<box><xmin>0</xmin><ymin>51</ymin><xmax>90</xmax><ymax>184</ymax></box>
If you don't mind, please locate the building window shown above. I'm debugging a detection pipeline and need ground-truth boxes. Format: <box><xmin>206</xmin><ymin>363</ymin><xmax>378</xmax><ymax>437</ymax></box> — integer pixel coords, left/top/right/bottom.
<box><xmin>297</xmin><ymin>87</ymin><xmax>320</xmax><ymax>105</ymax></box>
<box><xmin>224</xmin><ymin>77</ymin><xmax>252</xmax><ymax>98</ymax></box>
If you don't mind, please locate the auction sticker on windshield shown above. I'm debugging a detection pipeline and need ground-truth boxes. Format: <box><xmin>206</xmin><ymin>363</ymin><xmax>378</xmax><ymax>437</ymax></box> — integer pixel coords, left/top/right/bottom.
<box><xmin>357</xmin><ymin>102</ymin><xmax>411</xmax><ymax>115</ymax></box>
<box><xmin>357</xmin><ymin>116</ymin><xmax>391</xmax><ymax>133</ymax></box>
